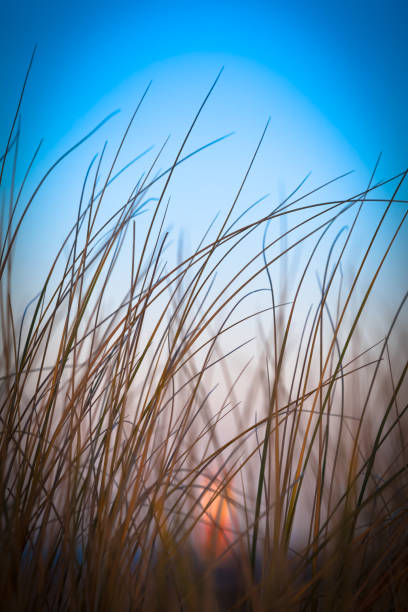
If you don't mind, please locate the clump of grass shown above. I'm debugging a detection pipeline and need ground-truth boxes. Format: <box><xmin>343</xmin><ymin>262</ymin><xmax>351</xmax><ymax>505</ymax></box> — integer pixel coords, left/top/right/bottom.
<box><xmin>1</xmin><ymin>55</ymin><xmax>407</xmax><ymax>611</ymax></box>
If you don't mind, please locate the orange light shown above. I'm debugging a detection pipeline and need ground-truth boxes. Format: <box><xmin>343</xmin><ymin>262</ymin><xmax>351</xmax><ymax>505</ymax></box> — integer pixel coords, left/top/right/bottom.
<box><xmin>198</xmin><ymin>476</ymin><xmax>236</xmax><ymax>559</ymax></box>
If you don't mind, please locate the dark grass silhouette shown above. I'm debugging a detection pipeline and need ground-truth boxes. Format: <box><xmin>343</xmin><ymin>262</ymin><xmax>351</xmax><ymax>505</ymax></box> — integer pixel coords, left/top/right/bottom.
<box><xmin>1</xmin><ymin>55</ymin><xmax>407</xmax><ymax>611</ymax></box>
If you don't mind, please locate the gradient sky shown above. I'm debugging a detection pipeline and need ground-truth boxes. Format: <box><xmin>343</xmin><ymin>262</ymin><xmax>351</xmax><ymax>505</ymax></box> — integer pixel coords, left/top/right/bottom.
<box><xmin>1</xmin><ymin>0</ymin><xmax>407</xmax><ymax>315</ymax></box>
<box><xmin>3</xmin><ymin>0</ymin><xmax>407</xmax><ymax>167</ymax></box>
<box><xmin>2</xmin><ymin>1</ymin><xmax>408</xmax><ymax>555</ymax></box>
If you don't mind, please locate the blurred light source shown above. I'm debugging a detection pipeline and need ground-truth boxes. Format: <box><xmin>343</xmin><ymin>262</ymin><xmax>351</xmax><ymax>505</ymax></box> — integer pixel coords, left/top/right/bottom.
<box><xmin>197</xmin><ymin>475</ymin><xmax>237</xmax><ymax>560</ymax></box>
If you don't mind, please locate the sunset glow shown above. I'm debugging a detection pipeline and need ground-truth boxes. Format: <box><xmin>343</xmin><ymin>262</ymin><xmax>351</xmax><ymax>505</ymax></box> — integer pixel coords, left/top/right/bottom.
<box><xmin>198</xmin><ymin>477</ymin><xmax>237</xmax><ymax>560</ymax></box>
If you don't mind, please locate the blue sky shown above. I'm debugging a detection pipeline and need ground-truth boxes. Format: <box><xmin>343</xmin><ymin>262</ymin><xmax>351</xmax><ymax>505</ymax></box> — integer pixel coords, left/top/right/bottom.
<box><xmin>1</xmin><ymin>0</ymin><xmax>407</xmax><ymax>315</ymax></box>
<box><xmin>2</xmin><ymin>0</ymin><xmax>407</xmax><ymax>171</ymax></box>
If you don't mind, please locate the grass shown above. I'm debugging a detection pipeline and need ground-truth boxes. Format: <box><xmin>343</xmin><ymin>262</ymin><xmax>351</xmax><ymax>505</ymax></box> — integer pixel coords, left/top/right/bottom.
<box><xmin>1</xmin><ymin>56</ymin><xmax>407</xmax><ymax>611</ymax></box>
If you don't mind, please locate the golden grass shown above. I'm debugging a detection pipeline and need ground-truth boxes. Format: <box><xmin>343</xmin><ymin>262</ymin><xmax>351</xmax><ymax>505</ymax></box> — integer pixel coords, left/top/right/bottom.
<box><xmin>1</xmin><ymin>55</ymin><xmax>407</xmax><ymax>610</ymax></box>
